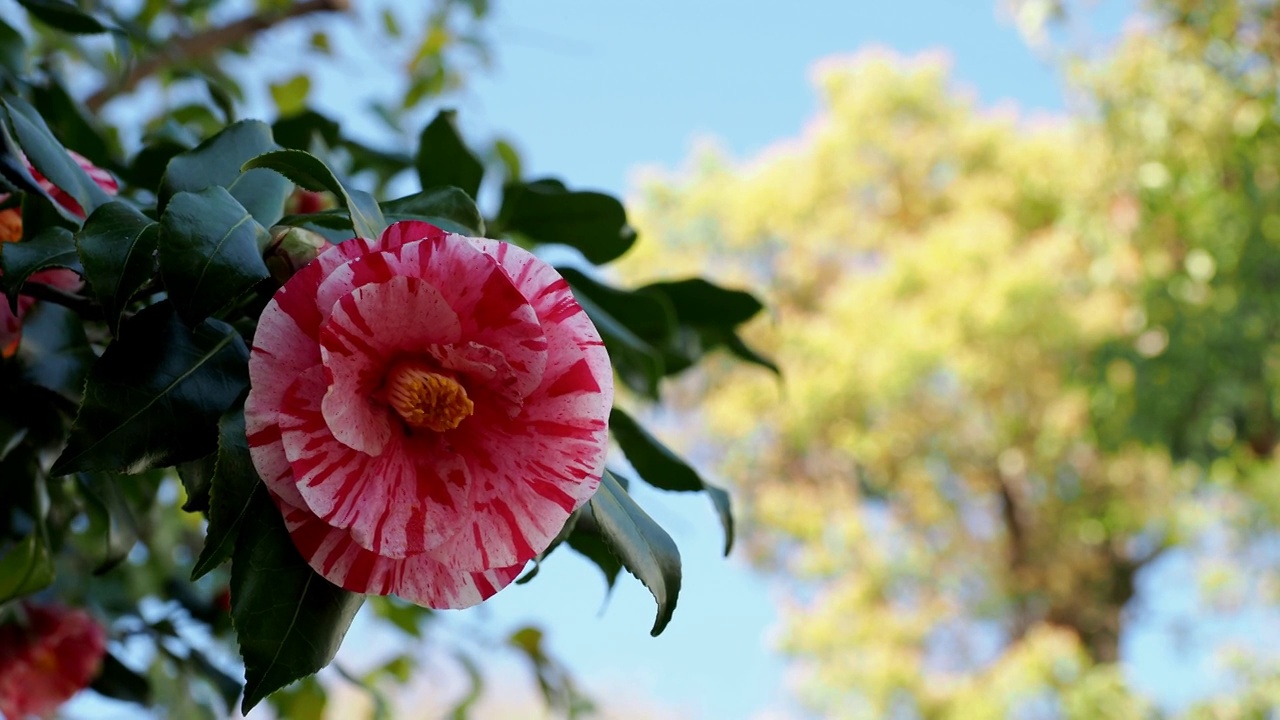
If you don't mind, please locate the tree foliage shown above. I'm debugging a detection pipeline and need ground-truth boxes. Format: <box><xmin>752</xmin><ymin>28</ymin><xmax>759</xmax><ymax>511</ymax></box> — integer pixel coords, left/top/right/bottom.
<box><xmin>623</xmin><ymin>2</ymin><xmax>1280</xmax><ymax>716</ymax></box>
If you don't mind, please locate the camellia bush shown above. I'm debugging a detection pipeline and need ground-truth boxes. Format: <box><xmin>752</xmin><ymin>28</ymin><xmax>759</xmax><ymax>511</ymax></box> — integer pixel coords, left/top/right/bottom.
<box><xmin>0</xmin><ymin>1</ymin><xmax>771</xmax><ymax>717</ymax></box>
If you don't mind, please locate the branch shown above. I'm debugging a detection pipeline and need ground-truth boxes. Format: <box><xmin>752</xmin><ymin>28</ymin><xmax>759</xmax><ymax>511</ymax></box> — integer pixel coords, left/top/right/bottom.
<box><xmin>85</xmin><ymin>0</ymin><xmax>350</xmax><ymax>113</ymax></box>
<box><xmin>21</xmin><ymin>279</ymin><xmax>102</xmax><ymax>321</ymax></box>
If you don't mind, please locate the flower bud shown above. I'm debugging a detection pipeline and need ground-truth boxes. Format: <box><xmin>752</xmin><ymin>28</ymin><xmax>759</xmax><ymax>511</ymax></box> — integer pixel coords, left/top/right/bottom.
<box><xmin>286</xmin><ymin>189</ymin><xmax>336</xmax><ymax>215</ymax></box>
<box><xmin>264</xmin><ymin>226</ymin><xmax>330</xmax><ymax>283</ymax></box>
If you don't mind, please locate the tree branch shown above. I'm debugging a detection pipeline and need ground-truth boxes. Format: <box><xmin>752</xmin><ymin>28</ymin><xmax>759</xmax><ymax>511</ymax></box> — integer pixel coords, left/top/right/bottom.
<box><xmin>85</xmin><ymin>0</ymin><xmax>350</xmax><ymax>113</ymax></box>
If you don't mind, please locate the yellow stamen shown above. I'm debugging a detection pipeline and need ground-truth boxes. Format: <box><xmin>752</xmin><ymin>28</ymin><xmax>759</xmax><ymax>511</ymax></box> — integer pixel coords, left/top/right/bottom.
<box><xmin>384</xmin><ymin>360</ymin><xmax>473</xmax><ymax>432</ymax></box>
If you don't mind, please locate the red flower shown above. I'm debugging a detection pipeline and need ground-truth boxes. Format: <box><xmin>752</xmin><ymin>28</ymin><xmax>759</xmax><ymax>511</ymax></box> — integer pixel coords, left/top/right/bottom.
<box><xmin>245</xmin><ymin>221</ymin><xmax>613</xmax><ymax>608</ymax></box>
<box><xmin>0</xmin><ymin>603</ymin><xmax>107</xmax><ymax>719</ymax></box>
<box><xmin>0</xmin><ymin>151</ymin><xmax>119</xmax><ymax>357</ymax></box>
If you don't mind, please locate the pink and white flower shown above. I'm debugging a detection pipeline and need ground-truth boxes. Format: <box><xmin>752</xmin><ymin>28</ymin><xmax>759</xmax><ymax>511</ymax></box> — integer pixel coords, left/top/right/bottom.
<box><xmin>245</xmin><ymin>221</ymin><xmax>612</xmax><ymax>608</ymax></box>
<box><xmin>0</xmin><ymin>603</ymin><xmax>107</xmax><ymax>719</ymax></box>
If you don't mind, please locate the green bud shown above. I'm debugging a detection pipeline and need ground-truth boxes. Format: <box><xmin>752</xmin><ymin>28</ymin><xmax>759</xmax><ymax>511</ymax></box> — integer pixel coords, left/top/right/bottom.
<box><xmin>264</xmin><ymin>226</ymin><xmax>330</xmax><ymax>283</ymax></box>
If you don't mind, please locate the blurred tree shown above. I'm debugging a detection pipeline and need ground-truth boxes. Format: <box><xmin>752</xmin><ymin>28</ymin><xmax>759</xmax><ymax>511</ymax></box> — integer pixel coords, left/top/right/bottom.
<box><xmin>621</xmin><ymin>2</ymin><xmax>1280</xmax><ymax>717</ymax></box>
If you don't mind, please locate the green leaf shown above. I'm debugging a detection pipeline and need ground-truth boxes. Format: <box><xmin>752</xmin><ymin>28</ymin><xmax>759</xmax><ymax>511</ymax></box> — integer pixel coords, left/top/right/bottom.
<box><xmin>268</xmin><ymin>675</ymin><xmax>326</xmax><ymax>720</ymax></box>
<box><xmin>643</xmin><ymin>278</ymin><xmax>764</xmax><ymax>326</ymax></box>
<box><xmin>272</xmin><ymin>110</ymin><xmax>340</xmax><ymax>152</ymax></box>
<box><xmin>176</xmin><ymin>452</ymin><xmax>216</xmax><ymax>513</ymax></box>
<box><xmin>269</xmin><ymin>75</ymin><xmax>311</xmax><ymax>118</ymax></box>
<box><xmin>0</xmin><ymin>534</ymin><xmax>54</xmax><ymax>602</ymax></box>
<box><xmin>76</xmin><ymin>473</ymin><xmax>140</xmax><ymax>573</ymax></box>
<box><xmin>713</xmin><ymin>327</ymin><xmax>780</xmax><ymax>376</ymax></box>
<box><xmin>76</xmin><ymin>201</ymin><xmax>159</xmax><ymax>335</ymax></box>
<box><xmin>0</xmin><ymin>226</ymin><xmax>78</xmax><ymax>311</ymax></box>
<box><xmin>572</xmin><ymin>290</ymin><xmax>664</xmax><ymax>399</ymax></box>
<box><xmin>51</xmin><ymin>302</ymin><xmax>249</xmax><ymax>475</ymax></box>
<box><xmin>186</xmin><ymin>646</ymin><xmax>244</xmax><ymax>711</ymax></box>
<box><xmin>159</xmin><ymin>120</ymin><xmax>290</xmax><ymax>227</ymax></box>
<box><xmin>566</xmin><ymin>511</ymin><xmax>622</xmax><ymax>591</ymax></box>
<box><xmin>416</xmin><ymin>110</ymin><xmax>483</xmax><ymax>199</ymax></box>
<box><xmin>242</xmin><ymin>149</ymin><xmax>386</xmax><ymax>239</ymax></box>
<box><xmin>3</xmin><ymin>95</ymin><xmax>112</xmax><ymax>215</ymax></box>
<box><xmin>90</xmin><ymin>653</ymin><xmax>152</xmax><ymax>705</ymax></box>
<box><xmin>13</xmin><ymin>305</ymin><xmax>91</xmax><ymax>401</ymax></box>
<box><xmin>0</xmin><ymin>19</ymin><xmax>26</xmax><ymax>77</ymax></box>
<box><xmin>30</xmin><ymin>79</ymin><xmax>116</xmax><ymax>172</ymax></box>
<box><xmin>500</xmin><ymin>181</ymin><xmax>636</xmax><ymax>264</ymax></box>
<box><xmin>192</xmin><ymin>405</ymin><xmax>262</xmax><ymax>580</ymax></box>
<box><xmin>609</xmin><ymin>407</ymin><xmax>734</xmax><ymax>555</ymax></box>
<box><xmin>159</xmin><ymin>186</ymin><xmax>270</xmax><ymax>325</ymax></box>
<box><xmin>232</xmin><ymin>490</ymin><xmax>363</xmax><ymax>714</ymax></box>
<box><xmin>381</xmin><ymin>186</ymin><xmax>484</xmax><ymax>236</ymax></box>
<box><xmin>15</xmin><ymin>0</ymin><xmax>109</xmax><ymax>34</ymax></box>
<box><xmin>586</xmin><ymin>470</ymin><xmax>681</xmax><ymax>635</ymax></box>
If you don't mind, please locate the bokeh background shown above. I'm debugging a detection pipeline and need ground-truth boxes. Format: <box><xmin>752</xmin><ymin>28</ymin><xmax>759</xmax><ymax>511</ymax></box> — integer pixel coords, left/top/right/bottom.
<box><xmin>28</xmin><ymin>0</ymin><xmax>1280</xmax><ymax>717</ymax></box>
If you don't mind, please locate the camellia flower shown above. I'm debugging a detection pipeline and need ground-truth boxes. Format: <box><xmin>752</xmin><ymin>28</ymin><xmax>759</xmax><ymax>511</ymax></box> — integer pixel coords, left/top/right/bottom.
<box><xmin>0</xmin><ymin>151</ymin><xmax>119</xmax><ymax>357</ymax></box>
<box><xmin>0</xmin><ymin>603</ymin><xmax>107</xmax><ymax>719</ymax></box>
<box><xmin>245</xmin><ymin>221</ymin><xmax>613</xmax><ymax>608</ymax></box>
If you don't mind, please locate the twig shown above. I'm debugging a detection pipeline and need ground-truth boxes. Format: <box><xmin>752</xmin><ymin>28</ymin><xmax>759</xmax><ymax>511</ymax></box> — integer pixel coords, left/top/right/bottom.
<box><xmin>20</xmin><ymin>279</ymin><xmax>102</xmax><ymax>320</ymax></box>
<box><xmin>85</xmin><ymin>0</ymin><xmax>350</xmax><ymax>112</ymax></box>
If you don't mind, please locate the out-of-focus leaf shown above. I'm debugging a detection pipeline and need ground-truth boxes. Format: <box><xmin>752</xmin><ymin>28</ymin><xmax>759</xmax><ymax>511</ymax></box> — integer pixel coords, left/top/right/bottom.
<box><xmin>416</xmin><ymin>110</ymin><xmax>483</xmax><ymax>199</ymax></box>
<box><xmin>91</xmin><ymin>653</ymin><xmax>152</xmax><ymax>705</ymax></box>
<box><xmin>192</xmin><ymin>405</ymin><xmax>261</xmax><ymax>580</ymax></box>
<box><xmin>642</xmin><ymin>278</ymin><xmax>764</xmax><ymax>326</ymax></box>
<box><xmin>585</xmin><ymin>470</ymin><xmax>681</xmax><ymax>635</ymax></box>
<box><xmin>15</xmin><ymin>0</ymin><xmax>109</xmax><ymax>34</ymax></box>
<box><xmin>76</xmin><ymin>201</ymin><xmax>159</xmax><ymax>335</ymax></box>
<box><xmin>243</xmin><ymin>149</ymin><xmax>386</xmax><ymax>239</ymax></box>
<box><xmin>0</xmin><ymin>534</ymin><xmax>53</xmax><ymax>602</ymax></box>
<box><xmin>51</xmin><ymin>303</ymin><xmax>249</xmax><ymax>475</ymax></box>
<box><xmin>381</xmin><ymin>186</ymin><xmax>483</xmax><ymax>236</ymax></box>
<box><xmin>232</xmin><ymin>491</ymin><xmax>363</xmax><ymax>714</ymax></box>
<box><xmin>270</xmin><ymin>75</ymin><xmax>311</xmax><ymax>117</ymax></box>
<box><xmin>16</xmin><ymin>301</ymin><xmax>93</xmax><ymax>400</ymax></box>
<box><xmin>499</xmin><ymin>180</ymin><xmax>636</xmax><ymax>264</ymax></box>
<box><xmin>0</xmin><ymin>226</ymin><xmax>78</xmax><ymax>311</ymax></box>
<box><xmin>272</xmin><ymin>110</ymin><xmax>340</xmax><ymax>151</ymax></box>
<box><xmin>0</xmin><ymin>19</ymin><xmax>24</xmax><ymax>77</ymax></box>
<box><xmin>158</xmin><ymin>186</ymin><xmax>270</xmax><ymax>325</ymax></box>
<box><xmin>159</xmin><ymin>120</ymin><xmax>290</xmax><ymax>227</ymax></box>
<box><xmin>76</xmin><ymin>473</ymin><xmax>139</xmax><ymax>573</ymax></box>
<box><xmin>268</xmin><ymin>675</ymin><xmax>326</xmax><ymax>720</ymax></box>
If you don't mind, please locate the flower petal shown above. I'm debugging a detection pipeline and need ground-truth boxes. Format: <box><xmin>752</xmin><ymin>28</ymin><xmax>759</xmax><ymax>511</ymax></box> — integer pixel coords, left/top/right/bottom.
<box><xmin>278</xmin><ymin>500</ymin><xmax>524</xmax><ymax>608</ymax></box>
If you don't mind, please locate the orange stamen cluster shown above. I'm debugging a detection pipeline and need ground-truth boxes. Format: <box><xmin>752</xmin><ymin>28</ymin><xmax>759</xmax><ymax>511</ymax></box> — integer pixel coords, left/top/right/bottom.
<box><xmin>0</xmin><ymin>209</ymin><xmax>22</xmax><ymax>243</ymax></box>
<box><xmin>384</xmin><ymin>360</ymin><xmax>473</xmax><ymax>432</ymax></box>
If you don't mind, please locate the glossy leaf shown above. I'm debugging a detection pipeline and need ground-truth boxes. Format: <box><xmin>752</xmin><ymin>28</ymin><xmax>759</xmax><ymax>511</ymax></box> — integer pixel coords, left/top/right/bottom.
<box><xmin>51</xmin><ymin>303</ymin><xmax>249</xmax><ymax>475</ymax></box>
<box><xmin>0</xmin><ymin>226</ymin><xmax>78</xmax><ymax>311</ymax></box>
<box><xmin>232</xmin><ymin>490</ymin><xmax>363</xmax><ymax>714</ymax></box>
<box><xmin>192</xmin><ymin>405</ymin><xmax>262</xmax><ymax>580</ymax></box>
<box><xmin>4</xmin><ymin>95</ymin><xmax>112</xmax><ymax>215</ymax></box>
<box><xmin>159</xmin><ymin>119</ymin><xmax>290</xmax><ymax>227</ymax></box>
<box><xmin>585</xmin><ymin>470</ymin><xmax>681</xmax><ymax>635</ymax></box>
<box><xmin>500</xmin><ymin>180</ymin><xmax>636</xmax><ymax>264</ymax></box>
<box><xmin>158</xmin><ymin>186</ymin><xmax>270</xmax><ymax>325</ymax></box>
<box><xmin>381</xmin><ymin>186</ymin><xmax>484</xmax><ymax>236</ymax></box>
<box><xmin>416</xmin><ymin>110</ymin><xmax>483</xmax><ymax>198</ymax></box>
<box><xmin>242</xmin><ymin>149</ymin><xmax>386</xmax><ymax>239</ymax></box>
<box><xmin>76</xmin><ymin>201</ymin><xmax>159</xmax><ymax>335</ymax></box>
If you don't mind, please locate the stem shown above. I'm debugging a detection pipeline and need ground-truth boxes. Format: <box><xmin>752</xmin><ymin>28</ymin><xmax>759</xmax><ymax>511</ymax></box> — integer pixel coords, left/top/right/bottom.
<box><xmin>85</xmin><ymin>0</ymin><xmax>351</xmax><ymax>113</ymax></box>
<box><xmin>21</xmin><ymin>279</ymin><xmax>102</xmax><ymax>320</ymax></box>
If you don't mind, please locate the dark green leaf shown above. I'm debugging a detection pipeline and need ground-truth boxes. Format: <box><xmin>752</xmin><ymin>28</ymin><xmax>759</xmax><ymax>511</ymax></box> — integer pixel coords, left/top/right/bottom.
<box><xmin>609</xmin><ymin>407</ymin><xmax>734</xmax><ymax>555</ymax></box>
<box><xmin>30</xmin><ymin>79</ymin><xmax>117</xmax><ymax>171</ymax></box>
<box><xmin>416</xmin><ymin>110</ymin><xmax>483</xmax><ymax>199</ymax></box>
<box><xmin>0</xmin><ymin>19</ymin><xmax>26</xmax><ymax>77</ymax></box>
<box><xmin>272</xmin><ymin>110</ymin><xmax>340</xmax><ymax>152</ymax></box>
<box><xmin>15</xmin><ymin>0</ymin><xmax>109</xmax><ymax>34</ymax></box>
<box><xmin>159</xmin><ymin>120</ymin><xmax>289</xmax><ymax>227</ymax></box>
<box><xmin>0</xmin><ymin>226</ymin><xmax>78</xmax><ymax>311</ymax></box>
<box><xmin>0</xmin><ymin>534</ymin><xmax>54</xmax><ymax>602</ymax></box>
<box><xmin>566</xmin><ymin>510</ymin><xmax>622</xmax><ymax>591</ymax></box>
<box><xmin>177</xmin><ymin>452</ymin><xmax>215</xmax><ymax>513</ymax></box>
<box><xmin>500</xmin><ymin>181</ymin><xmax>635</xmax><ymax>264</ymax></box>
<box><xmin>586</xmin><ymin>470</ymin><xmax>681</xmax><ymax>635</ymax></box>
<box><xmin>192</xmin><ymin>405</ymin><xmax>261</xmax><ymax>580</ymax></box>
<box><xmin>15</xmin><ymin>296</ymin><xmax>93</xmax><ymax>400</ymax></box>
<box><xmin>381</xmin><ymin>186</ymin><xmax>483</xmax><ymax>236</ymax></box>
<box><xmin>76</xmin><ymin>201</ymin><xmax>159</xmax><ymax>335</ymax></box>
<box><xmin>242</xmin><ymin>149</ymin><xmax>386</xmax><ymax>239</ymax></box>
<box><xmin>559</xmin><ymin>267</ymin><xmax>676</xmax><ymax>346</ymax></box>
<box><xmin>572</xmin><ymin>290</ymin><xmax>663</xmax><ymax>398</ymax></box>
<box><xmin>159</xmin><ymin>186</ymin><xmax>270</xmax><ymax>325</ymax></box>
<box><xmin>76</xmin><ymin>473</ymin><xmax>140</xmax><ymax>573</ymax></box>
<box><xmin>4</xmin><ymin>95</ymin><xmax>112</xmax><ymax>216</ymax></box>
<box><xmin>51</xmin><ymin>302</ymin><xmax>249</xmax><ymax>475</ymax></box>
<box><xmin>643</xmin><ymin>278</ymin><xmax>764</xmax><ymax>326</ymax></box>
<box><xmin>232</xmin><ymin>490</ymin><xmax>363</xmax><ymax>714</ymax></box>
<box><xmin>90</xmin><ymin>653</ymin><xmax>152</xmax><ymax>705</ymax></box>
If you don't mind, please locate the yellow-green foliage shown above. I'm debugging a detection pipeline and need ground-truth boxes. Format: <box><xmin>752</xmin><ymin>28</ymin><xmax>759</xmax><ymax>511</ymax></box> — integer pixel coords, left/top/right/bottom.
<box><xmin>621</xmin><ymin>3</ymin><xmax>1280</xmax><ymax>716</ymax></box>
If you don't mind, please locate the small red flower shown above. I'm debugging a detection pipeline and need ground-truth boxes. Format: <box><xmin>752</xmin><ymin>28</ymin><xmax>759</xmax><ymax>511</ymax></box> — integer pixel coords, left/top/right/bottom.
<box><xmin>0</xmin><ymin>603</ymin><xmax>107</xmax><ymax>719</ymax></box>
<box><xmin>0</xmin><ymin>151</ymin><xmax>119</xmax><ymax>357</ymax></box>
<box><xmin>245</xmin><ymin>221</ymin><xmax>613</xmax><ymax>608</ymax></box>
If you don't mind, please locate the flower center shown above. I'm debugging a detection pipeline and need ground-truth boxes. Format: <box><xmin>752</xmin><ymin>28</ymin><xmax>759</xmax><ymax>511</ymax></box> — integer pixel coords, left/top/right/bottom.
<box><xmin>384</xmin><ymin>360</ymin><xmax>473</xmax><ymax>432</ymax></box>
